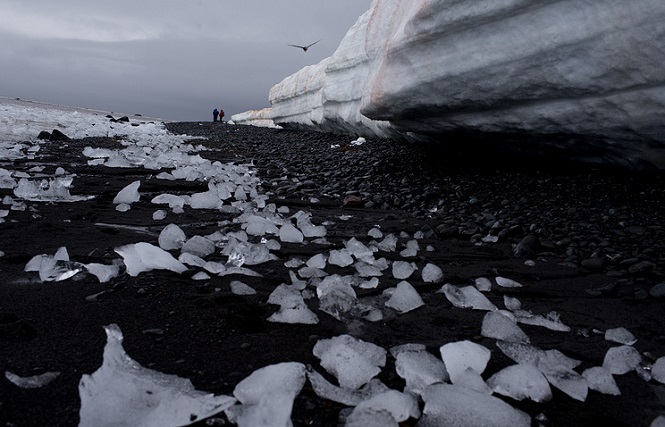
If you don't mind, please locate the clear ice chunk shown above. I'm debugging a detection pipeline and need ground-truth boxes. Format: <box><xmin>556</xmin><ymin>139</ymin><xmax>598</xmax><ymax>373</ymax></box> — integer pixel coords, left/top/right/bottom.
<box><xmin>233</xmin><ymin>362</ymin><xmax>306</xmax><ymax>405</ymax></box>
<box><xmin>420</xmin><ymin>383</ymin><xmax>531</xmax><ymax>427</ymax></box>
<box><xmin>603</xmin><ymin>345</ymin><xmax>643</xmax><ymax>375</ymax></box>
<box><xmin>267</xmin><ymin>286</ymin><xmax>319</xmax><ymax>325</ymax></box>
<box><xmin>487</xmin><ymin>364</ymin><xmax>552</xmax><ymax>402</ymax></box>
<box><xmin>344</xmin><ymin>408</ymin><xmax>398</xmax><ymax>427</ymax></box>
<box><xmin>653</xmin><ymin>357</ymin><xmax>665</xmax><ymax>384</ymax></box>
<box><xmin>392</xmin><ymin>261</ymin><xmax>417</xmax><ymax>280</ymax></box>
<box><xmin>85</xmin><ymin>262</ymin><xmax>121</xmax><ymax>283</ymax></box>
<box><xmin>313</xmin><ymin>335</ymin><xmax>386</xmax><ymax>390</ymax></box>
<box><xmin>14</xmin><ymin>177</ymin><xmax>94</xmax><ymax>202</ymax></box>
<box><xmin>481</xmin><ymin>311</ymin><xmax>530</xmax><ymax>343</ymax></box>
<box><xmin>582</xmin><ymin>366</ymin><xmax>621</xmax><ymax>395</ymax></box>
<box><xmin>376</xmin><ymin>234</ymin><xmax>398</xmax><ymax>252</ymax></box>
<box><xmin>181</xmin><ymin>235</ymin><xmax>216</xmax><ymax>258</ymax></box>
<box><xmin>279</xmin><ymin>224</ymin><xmax>304</xmax><ymax>243</ymax></box>
<box><xmin>79</xmin><ymin>324</ymin><xmax>235</xmax><ymax>427</ymax></box>
<box><xmin>316</xmin><ymin>275</ymin><xmax>358</xmax><ymax>320</ymax></box>
<box><xmin>367</xmin><ymin>227</ymin><xmax>383</xmax><ymax>239</ymax></box>
<box><xmin>328</xmin><ymin>249</ymin><xmax>354</xmax><ymax>267</ymax></box>
<box><xmin>306</xmin><ymin>253</ymin><xmax>327</xmax><ymax>269</ymax></box>
<box><xmin>540</xmin><ymin>365</ymin><xmax>588</xmax><ymax>402</ymax></box>
<box><xmin>114</xmin><ymin>242</ymin><xmax>187</xmax><ymax>277</ymax></box>
<box><xmin>394</xmin><ymin>347</ymin><xmax>449</xmax><ymax>396</ymax></box>
<box><xmin>513</xmin><ymin>310</ymin><xmax>571</xmax><ymax>332</ymax></box>
<box><xmin>399</xmin><ymin>240</ymin><xmax>419</xmax><ymax>257</ymax></box>
<box><xmin>495</xmin><ymin>276</ymin><xmax>524</xmax><ymax>288</ymax></box>
<box><xmin>385</xmin><ymin>281</ymin><xmax>424</xmax><ymax>314</ymax></box>
<box><xmin>230</xmin><ymin>280</ymin><xmax>256</xmax><ymax>295</ymax></box>
<box><xmin>350</xmin><ymin>390</ymin><xmax>420</xmax><ymax>423</ymax></box>
<box><xmin>439</xmin><ymin>284</ymin><xmax>498</xmax><ymax>311</ymax></box>
<box><xmin>605</xmin><ymin>327</ymin><xmax>637</xmax><ymax>345</ymax></box>
<box><xmin>5</xmin><ymin>371</ymin><xmax>60</xmax><ymax>389</ymax></box>
<box><xmin>475</xmin><ymin>277</ymin><xmax>492</xmax><ymax>291</ymax></box>
<box><xmin>158</xmin><ymin>223</ymin><xmax>187</xmax><ymax>251</ymax></box>
<box><xmin>439</xmin><ymin>340</ymin><xmax>491</xmax><ymax>384</ymax></box>
<box><xmin>113</xmin><ymin>180</ymin><xmax>141</xmax><ymax>205</ymax></box>
<box><xmin>421</xmin><ymin>263</ymin><xmax>443</xmax><ymax>283</ymax></box>
<box><xmin>345</xmin><ymin>237</ymin><xmax>375</xmax><ymax>259</ymax></box>
<box><xmin>307</xmin><ymin>368</ymin><xmax>389</xmax><ymax>406</ymax></box>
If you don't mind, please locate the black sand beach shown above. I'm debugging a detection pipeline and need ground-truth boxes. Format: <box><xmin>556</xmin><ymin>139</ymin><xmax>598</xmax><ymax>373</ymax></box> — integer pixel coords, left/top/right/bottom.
<box><xmin>1</xmin><ymin>122</ymin><xmax>664</xmax><ymax>426</ymax></box>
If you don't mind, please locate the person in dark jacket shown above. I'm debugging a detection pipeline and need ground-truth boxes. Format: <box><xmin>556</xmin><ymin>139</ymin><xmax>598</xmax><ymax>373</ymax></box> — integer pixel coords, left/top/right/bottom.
<box><xmin>213</xmin><ymin>108</ymin><xmax>219</xmax><ymax>122</ymax></box>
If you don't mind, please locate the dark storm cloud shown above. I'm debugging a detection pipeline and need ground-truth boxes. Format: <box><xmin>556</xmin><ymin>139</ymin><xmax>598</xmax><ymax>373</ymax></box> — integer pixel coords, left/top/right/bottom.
<box><xmin>0</xmin><ymin>0</ymin><xmax>372</xmax><ymax>120</ymax></box>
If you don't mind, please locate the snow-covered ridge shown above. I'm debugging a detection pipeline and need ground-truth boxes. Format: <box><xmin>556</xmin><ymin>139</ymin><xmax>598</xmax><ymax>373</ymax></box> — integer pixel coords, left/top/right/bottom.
<box><xmin>265</xmin><ymin>0</ymin><xmax>665</xmax><ymax>169</ymax></box>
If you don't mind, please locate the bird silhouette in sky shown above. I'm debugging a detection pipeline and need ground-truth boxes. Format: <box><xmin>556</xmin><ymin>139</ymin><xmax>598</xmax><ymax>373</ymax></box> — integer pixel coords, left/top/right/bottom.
<box><xmin>288</xmin><ymin>40</ymin><xmax>321</xmax><ymax>52</ymax></box>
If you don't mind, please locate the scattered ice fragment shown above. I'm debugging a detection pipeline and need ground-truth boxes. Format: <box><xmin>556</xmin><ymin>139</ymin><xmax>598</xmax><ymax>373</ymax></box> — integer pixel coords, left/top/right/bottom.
<box><xmin>439</xmin><ymin>283</ymin><xmax>498</xmax><ymax>311</ymax></box>
<box><xmin>487</xmin><ymin>364</ymin><xmax>552</xmax><ymax>402</ymax></box>
<box><xmin>233</xmin><ymin>362</ymin><xmax>306</xmax><ymax>405</ymax></box>
<box><xmin>440</xmin><ymin>340</ymin><xmax>491</xmax><ymax>384</ymax></box>
<box><xmin>358</xmin><ymin>277</ymin><xmax>379</xmax><ymax>289</ymax></box>
<box><xmin>14</xmin><ymin>177</ymin><xmax>94</xmax><ymax>202</ymax></box>
<box><xmin>191</xmin><ymin>272</ymin><xmax>210</xmax><ymax>280</ymax></box>
<box><xmin>475</xmin><ymin>277</ymin><xmax>492</xmax><ymax>291</ymax></box>
<box><xmin>344</xmin><ymin>407</ymin><xmax>399</xmax><ymax>427</ymax></box>
<box><xmin>328</xmin><ymin>249</ymin><xmax>354</xmax><ymax>267</ymax></box>
<box><xmin>354</xmin><ymin>261</ymin><xmax>383</xmax><ymax>278</ymax></box>
<box><xmin>385</xmin><ymin>281</ymin><xmax>424</xmax><ymax>314</ymax></box>
<box><xmin>392</xmin><ymin>260</ymin><xmax>417</xmax><ymax>280</ymax></box>
<box><xmin>603</xmin><ymin>345</ymin><xmax>643</xmax><ymax>375</ymax></box>
<box><xmin>504</xmin><ymin>295</ymin><xmax>522</xmax><ymax>311</ymax></box>
<box><xmin>421</xmin><ymin>263</ymin><xmax>443</xmax><ymax>283</ymax></box>
<box><xmin>495</xmin><ymin>276</ymin><xmax>524</xmax><ymax>288</ymax></box>
<box><xmin>420</xmin><ymin>384</ymin><xmax>531</xmax><ymax>427</ymax></box>
<box><xmin>152</xmin><ymin>194</ymin><xmax>186</xmax><ymax>209</ymax></box>
<box><xmin>394</xmin><ymin>347</ymin><xmax>449</xmax><ymax>396</ymax></box>
<box><xmin>113</xmin><ymin>180</ymin><xmax>141</xmax><ymax>205</ymax></box>
<box><xmin>5</xmin><ymin>371</ymin><xmax>60</xmax><ymax>389</ymax></box>
<box><xmin>350</xmin><ymin>390</ymin><xmax>420</xmax><ymax>423</ymax></box>
<box><xmin>313</xmin><ymin>335</ymin><xmax>386</xmax><ymax>390</ymax></box>
<box><xmin>540</xmin><ymin>365</ymin><xmax>588</xmax><ymax>402</ymax></box>
<box><xmin>295</xmin><ymin>213</ymin><xmax>327</xmax><ymax>237</ymax></box>
<box><xmin>306</xmin><ymin>369</ymin><xmax>389</xmax><ymax>406</ymax></box>
<box><xmin>153</xmin><ymin>210</ymin><xmax>167</xmax><ymax>220</ymax></box>
<box><xmin>368</xmin><ymin>227</ymin><xmax>383</xmax><ymax>239</ymax></box>
<box><xmin>279</xmin><ymin>224</ymin><xmax>304</xmax><ymax>243</ymax></box>
<box><xmin>267</xmin><ymin>287</ymin><xmax>318</xmax><ymax>325</ymax></box>
<box><xmin>481</xmin><ymin>311</ymin><xmax>530</xmax><ymax>343</ymax></box>
<box><xmin>653</xmin><ymin>357</ymin><xmax>665</xmax><ymax>384</ymax></box>
<box><xmin>115</xmin><ymin>242</ymin><xmax>187</xmax><ymax>276</ymax></box>
<box><xmin>179</xmin><ymin>252</ymin><xmax>206</xmax><ymax>268</ymax></box>
<box><xmin>306</xmin><ymin>253</ymin><xmax>327</xmax><ymax>269</ymax></box>
<box><xmin>513</xmin><ymin>310</ymin><xmax>571</xmax><ymax>332</ymax></box>
<box><xmin>226</xmin><ymin>362</ymin><xmax>305</xmax><ymax>427</ymax></box>
<box><xmin>158</xmin><ymin>223</ymin><xmax>187</xmax><ymax>251</ymax></box>
<box><xmin>85</xmin><ymin>262</ymin><xmax>121</xmax><ymax>283</ymax></box>
<box><xmin>454</xmin><ymin>367</ymin><xmax>490</xmax><ymax>393</ymax></box>
<box><xmin>181</xmin><ymin>235</ymin><xmax>216</xmax><ymax>258</ymax></box>
<box><xmin>399</xmin><ymin>240</ymin><xmax>419</xmax><ymax>257</ymax></box>
<box><xmin>24</xmin><ymin>247</ymin><xmax>82</xmax><ymax>282</ymax></box>
<box><xmin>652</xmin><ymin>416</ymin><xmax>665</xmax><ymax>427</ymax></box>
<box><xmin>79</xmin><ymin>324</ymin><xmax>235</xmax><ymax>427</ymax></box>
<box><xmin>582</xmin><ymin>366</ymin><xmax>621</xmax><ymax>395</ymax></box>
<box><xmin>605</xmin><ymin>327</ymin><xmax>637</xmax><ymax>345</ymax></box>
<box><xmin>116</xmin><ymin>203</ymin><xmax>131</xmax><ymax>212</ymax></box>
<box><xmin>230</xmin><ymin>280</ymin><xmax>256</xmax><ymax>295</ymax></box>
<box><xmin>316</xmin><ymin>275</ymin><xmax>357</xmax><ymax>320</ymax></box>
<box><xmin>376</xmin><ymin>234</ymin><xmax>398</xmax><ymax>252</ymax></box>
<box><xmin>345</xmin><ymin>237</ymin><xmax>375</xmax><ymax>259</ymax></box>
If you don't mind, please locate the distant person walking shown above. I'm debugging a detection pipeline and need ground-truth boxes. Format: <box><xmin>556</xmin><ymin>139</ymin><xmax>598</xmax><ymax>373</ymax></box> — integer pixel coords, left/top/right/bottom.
<box><xmin>213</xmin><ymin>108</ymin><xmax>219</xmax><ymax>122</ymax></box>
<box><xmin>219</xmin><ymin>109</ymin><xmax>225</xmax><ymax>123</ymax></box>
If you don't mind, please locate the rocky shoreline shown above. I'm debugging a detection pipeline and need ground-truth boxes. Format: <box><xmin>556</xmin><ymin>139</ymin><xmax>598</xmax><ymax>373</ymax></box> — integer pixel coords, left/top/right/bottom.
<box><xmin>167</xmin><ymin>122</ymin><xmax>665</xmax><ymax>298</ymax></box>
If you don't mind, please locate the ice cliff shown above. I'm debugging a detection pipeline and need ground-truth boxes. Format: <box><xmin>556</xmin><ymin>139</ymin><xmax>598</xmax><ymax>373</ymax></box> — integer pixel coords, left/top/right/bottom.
<box><xmin>265</xmin><ymin>0</ymin><xmax>665</xmax><ymax>169</ymax></box>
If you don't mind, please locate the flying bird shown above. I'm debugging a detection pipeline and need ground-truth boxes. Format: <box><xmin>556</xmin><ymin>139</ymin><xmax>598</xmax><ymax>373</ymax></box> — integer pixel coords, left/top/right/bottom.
<box><xmin>288</xmin><ymin>40</ymin><xmax>321</xmax><ymax>52</ymax></box>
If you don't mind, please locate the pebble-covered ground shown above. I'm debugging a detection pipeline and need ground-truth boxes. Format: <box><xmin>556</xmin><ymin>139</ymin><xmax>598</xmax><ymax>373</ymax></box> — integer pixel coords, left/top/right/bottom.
<box><xmin>167</xmin><ymin>122</ymin><xmax>665</xmax><ymax>297</ymax></box>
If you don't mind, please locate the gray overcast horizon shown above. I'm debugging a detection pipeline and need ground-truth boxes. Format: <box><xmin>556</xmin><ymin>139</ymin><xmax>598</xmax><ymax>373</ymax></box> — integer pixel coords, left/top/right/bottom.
<box><xmin>0</xmin><ymin>1</ymin><xmax>372</xmax><ymax>121</ymax></box>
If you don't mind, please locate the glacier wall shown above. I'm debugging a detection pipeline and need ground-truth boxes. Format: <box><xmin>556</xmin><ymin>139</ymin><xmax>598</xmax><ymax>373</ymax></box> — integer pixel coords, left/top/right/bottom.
<box><xmin>267</xmin><ymin>0</ymin><xmax>665</xmax><ymax>168</ymax></box>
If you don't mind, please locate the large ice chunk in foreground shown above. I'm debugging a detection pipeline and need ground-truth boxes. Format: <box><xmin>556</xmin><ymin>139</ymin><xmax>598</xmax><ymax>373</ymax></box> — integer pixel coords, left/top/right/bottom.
<box><xmin>226</xmin><ymin>362</ymin><xmax>306</xmax><ymax>426</ymax></box>
<box><xmin>420</xmin><ymin>383</ymin><xmax>530</xmax><ymax>427</ymax></box>
<box><xmin>115</xmin><ymin>242</ymin><xmax>188</xmax><ymax>276</ymax></box>
<box><xmin>394</xmin><ymin>346</ymin><xmax>448</xmax><ymax>396</ymax></box>
<box><xmin>439</xmin><ymin>340</ymin><xmax>491</xmax><ymax>384</ymax></box>
<box><xmin>79</xmin><ymin>324</ymin><xmax>235</xmax><ymax>427</ymax></box>
<box><xmin>487</xmin><ymin>364</ymin><xmax>552</xmax><ymax>403</ymax></box>
<box><xmin>385</xmin><ymin>281</ymin><xmax>424</xmax><ymax>314</ymax></box>
<box><xmin>313</xmin><ymin>335</ymin><xmax>386</xmax><ymax>390</ymax></box>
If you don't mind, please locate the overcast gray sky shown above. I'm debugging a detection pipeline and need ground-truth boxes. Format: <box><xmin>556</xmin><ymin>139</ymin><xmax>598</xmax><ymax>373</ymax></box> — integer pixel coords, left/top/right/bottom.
<box><xmin>0</xmin><ymin>0</ymin><xmax>372</xmax><ymax>121</ymax></box>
